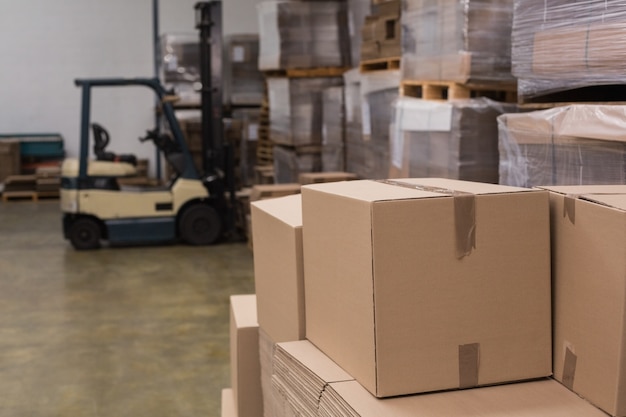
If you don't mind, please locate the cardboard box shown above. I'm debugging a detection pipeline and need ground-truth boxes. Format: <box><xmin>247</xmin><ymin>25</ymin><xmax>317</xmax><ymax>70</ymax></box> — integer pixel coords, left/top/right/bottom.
<box><xmin>302</xmin><ymin>178</ymin><xmax>552</xmax><ymax>397</ymax></box>
<box><xmin>0</xmin><ymin>140</ymin><xmax>21</xmax><ymax>183</ymax></box>
<box><xmin>249</xmin><ymin>184</ymin><xmax>301</xmax><ymax>202</ymax></box>
<box><xmin>320</xmin><ymin>378</ymin><xmax>608</xmax><ymax>417</ymax></box>
<box><xmin>221</xmin><ymin>388</ymin><xmax>237</xmax><ymax>417</ymax></box>
<box><xmin>539</xmin><ymin>185</ymin><xmax>626</xmax><ymax>417</ymax></box>
<box><xmin>251</xmin><ymin>195</ymin><xmax>305</xmax><ymax>342</ymax></box>
<box><xmin>230</xmin><ymin>295</ymin><xmax>263</xmax><ymax>417</ymax></box>
<box><xmin>298</xmin><ymin>172</ymin><xmax>357</xmax><ymax>185</ymax></box>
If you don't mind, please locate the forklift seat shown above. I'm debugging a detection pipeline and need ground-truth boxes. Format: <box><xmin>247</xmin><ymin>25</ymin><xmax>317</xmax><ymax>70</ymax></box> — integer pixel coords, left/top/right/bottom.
<box><xmin>91</xmin><ymin>123</ymin><xmax>138</xmax><ymax>166</ymax></box>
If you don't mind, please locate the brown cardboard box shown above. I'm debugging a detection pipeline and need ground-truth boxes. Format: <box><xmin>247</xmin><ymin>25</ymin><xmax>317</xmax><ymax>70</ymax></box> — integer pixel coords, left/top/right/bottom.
<box><xmin>251</xmin><ymin>195</ymin><xmax>305</xmax><ymax>342</ymax></box>
<box><xmin>302</xmin><ymin>178</ymin><xmax>552</xmax><ymax>397</ymax></box>
<box><xmin>249</xmin><ymin>184</ymin><xmax>301</xmax><ymax>202</ymax></box>
<box><xmin>230</xmin><ymin>295</ymin><xmax>263</xmax><ymax>417</ymax></box>
<box><xmin>298</xmin><ymin>172</ymin><xmax>357</xmax><ymax>185</ymax></box>
<box><xmin>0</xmin><ymin>140</ymin><xmax>21</xmax><ymax>183</ymax></box>
<box><xmin>320</xmin><ymin>378</ymin><xmax>608</xmax><ymax>417</ymax></box>
<box><xmin>539</xmin><ymin>185</ymin><xmax>626</xmax><ymax>417</ymax></box>
<box><xmin>221</xmin><ymin>388</ymin><xmax>237</xmax><ymax>417</ymax></box>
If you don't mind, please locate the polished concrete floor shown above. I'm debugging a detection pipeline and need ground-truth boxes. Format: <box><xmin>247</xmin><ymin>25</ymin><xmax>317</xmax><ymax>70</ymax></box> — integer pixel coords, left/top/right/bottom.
<box><xmin>0</xmin><ymin>200</ymin><xmax>255</xmax><ymax>416</ymax></box>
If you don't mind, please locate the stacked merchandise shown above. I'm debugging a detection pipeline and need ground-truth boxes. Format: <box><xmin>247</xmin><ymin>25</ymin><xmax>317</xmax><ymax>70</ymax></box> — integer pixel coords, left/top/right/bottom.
<box><xmin>223</xmin><ymin>35</ymin><xmax>265</xmax><ymax>108</ymax></box>
<box><xmin>402</xmin><ymin>0</ymin><xmax>515</xmax><ymax>84</ymax></box>
<box><xmin>360</xmin><ymin>0</ymin><xmax>401</xmax><ymax>66</ymax></box>
<box><xmin>498</xmin><ymin>105</ymin><xmax>626</xmax><ymax>187</ymax></box>
<box><xmin>248</xmin><ymin>178</ymin><xmax>624</xmax><ymax>417</ymax></box>
<box><xmin>347</xmin><ymin>0</ymin><xmax>371</xmax><ymax>67</ymax></box>
<box><xmin>160</xmin><ymin>34</ymin><xmax>199</xmax><ymax>105</ymax></box>
<box><xmin>345</xmin><ymin>70</ymin><xmax>400</xmax><ymax>179</ymax></box>
<box><xmin>321</xmin><ymin>86</ymin><xmax>346</xmax><ymax>172</ymax></box>
<box><xmin>0</xmin><ymin>140</ymin><xmax>20</xmax><ymax>186</ymax></box>
<box><xmin>232</xmin><ymin>108</ymin><xmax>262</xmax><ymax>189</ymax></box>
<box><xmin>389</xmin><ymin>97</ymin><xmax>515</xmax><ymax>183</ymax></box>
<box><xmin>271</xmin><ymin>341</ymin><xmax>353</xmax><ymax>417</ymax></box>
<box><xmin>267</xmin><ymin>77</ymin><xmax>344</xmax><ymax>183</ymax></box>
<box><xmin>512</xmin><ymin>1</ymin><xmax>626</xmax><ymax>103</ymax></box>
<box><xmin>257</xmin><ymin>2</ymin><xmax>350</xmax><ymax>71</ymax></box>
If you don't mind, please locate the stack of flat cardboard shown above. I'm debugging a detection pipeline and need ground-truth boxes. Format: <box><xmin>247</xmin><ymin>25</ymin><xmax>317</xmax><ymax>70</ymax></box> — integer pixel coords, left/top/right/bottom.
<box><xmin>512</xmin><ymin>0</ymin><xmax>626</xmax><ymax>102</ymax></box>
<box><xmin>345</xmin><ymin>70</ymin><xmax>400</xmax><ymax>180</ymax></box>
<box><xmin>272</xmin><ymin>341</ymin><xmax>352</xmax><ymax>417</ymax></box>
<box><xmin>402</xmin><ymin>0</ymin><xmax>515</xmax><ymax>84</ymax></box>
<box><xmin>257</xmin><ymin>2</ymin><xmax>350</xmax><ymax>71</ymax></box>
<box><xmin>318</xmin><ymin>378</ymin><xmax>607</xmax><ymax>417</ymax></box>
<box><xmin>0</xmin><ymin>140</ymin><xmax>20</xmax><ymax>185</ymax></box>
<box><xmin>498</xmin><ymin>105</ymin><xmax>626</xmax><ymax>187</ymax></box>
<box><xmin>267</xmin><ymin>76</ymin><xmax>344</xmax><ymax>182</ymax></box>
<box><xmin>224</xmin><ymin>35</ymin><xmax>264</xmax><ymax>107</ymax></box>
<box><xmin>390</xmin><ymin>97</ymin><xmax>515</xmax><ymax>183</ymax></box>
<box><xmin>360</xmin><ymin>0</ymin><xmax>401</xmax><ymax>62</ymax></box>
<box><xmin>321</xmin><ymin>86</ymin><xmax>346</xmax><ymax>172</ymax></box>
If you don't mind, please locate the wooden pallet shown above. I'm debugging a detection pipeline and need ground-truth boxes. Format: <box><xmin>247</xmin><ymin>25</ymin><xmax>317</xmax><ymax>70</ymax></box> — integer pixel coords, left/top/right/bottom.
<box><xmin>1</xmin><ymin>190</ymin><xmax>59</xmax><ymax>202</ymax></box>
<box><xmin>401</xmin><ymin>80</ymin><xmax>518</xmax><ymax>102</ymax></box>
<box><xmin>256</xmin><ymin>96</ymin><xmax>274</xmax><ymax>166</ymax></box>
<box><xmin>264</xmin><ymin>67</ymin><xmax>349</xmax><ymax>78</ymax></box>
<box><xmin>360</xmin><ymin>57</ymin><xmax>401</xmax><ymax>73</ymax></box>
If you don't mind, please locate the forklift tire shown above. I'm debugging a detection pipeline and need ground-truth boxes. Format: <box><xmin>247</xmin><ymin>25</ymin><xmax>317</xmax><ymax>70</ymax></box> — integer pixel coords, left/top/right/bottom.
<box><xmin>69</xmin><ymin>218</ymin><xmax>102</xmax><ymax>250</ymax></box>
<box><xmin>179</xmin><ymin>204</ymin><xmax>221</xmax><ymax>245</ymax></box>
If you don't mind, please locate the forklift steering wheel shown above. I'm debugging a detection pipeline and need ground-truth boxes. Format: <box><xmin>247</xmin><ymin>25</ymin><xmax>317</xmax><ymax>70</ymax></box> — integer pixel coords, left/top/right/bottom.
<box><xmin>139</xmin><ymin>129</ymin><xmax>159</xmax><ymax>143</ymax></box>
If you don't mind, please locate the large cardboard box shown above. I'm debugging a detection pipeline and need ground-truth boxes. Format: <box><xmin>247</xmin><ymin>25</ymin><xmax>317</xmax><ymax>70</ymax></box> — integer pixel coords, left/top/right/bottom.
<box><xmin>0</xmin><ymin>140</ymin><xmax>21</xmax><ymax>183</ymax></box>
<box><xmin>540</xmin><ymin>185</ymin><xmax>626</xmax><ymax>417</ymax></box>
<box><xmin>251</xmin><ymin>195</ymin><xmax>305</xmax><ymax>342</ymax></box>
<box><xmin>230</xmin><ymin>295</ymin><xmax>263</xmax><ymax>417</ymax></box>
<box><xmin>302</xmin><ymin>178</ymin><xmax>552</xmax><ymax>397</ymax></box>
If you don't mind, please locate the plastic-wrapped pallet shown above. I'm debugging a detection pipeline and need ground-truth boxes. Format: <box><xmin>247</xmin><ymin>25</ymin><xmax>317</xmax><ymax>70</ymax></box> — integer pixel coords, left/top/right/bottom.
<box><xmin>498</xmin><ymin>105</ymin><xmax>626</xmax><ymax>187</ymax></box>
<box><xmin>267</xmin><ymin>77</ymin><xmax>344</xmax><ymax>147</ymax></box>
<box><xmin>390</xmin><ymin>97</ymin><xmax>515</xmax><ymax>183</ymax></box>
<box><xmin>402</xmin><ymin>0</ymin><xmax>515</xmax><ymax>83</ymax></box>
<box><xmin>257</xmin><ymin>1</ymin><xmax>351</xmax><ymax>71</ymax></box>
<box><xmin>273</xmin><ymin>145</ymin><xmax>321</xmax><ymax>184</ymax></box>
<box><xmin>232</xmin><ymin>108</ymin><xmax>261</xmax><ymax>188</ymax></box>
<box><xmin>348</xmin><ymin>0</ymin><xmax>371</xmax><ymax>67</ymax></box>
<box><xmin>223</xmin><ymin>35</ymin><xmax>264</xmax><ymax>107</ymax></box>
<box><xmin>344</xmin><ymin>70</ymin><xmax>400</xmax><ymax>180</ymax></box>
<box><xmin>322</xmin><ymin>86</ymin><xmax>346</xmax><ymax>171</ymax></box>
<box><xmin>512</xmin><ymin>1</ymin><xmax>626</xmax><ymax>103</ymax></box>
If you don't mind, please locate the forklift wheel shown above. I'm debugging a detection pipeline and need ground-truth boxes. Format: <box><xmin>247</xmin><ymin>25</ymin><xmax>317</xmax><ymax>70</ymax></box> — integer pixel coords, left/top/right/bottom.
<box><xmin>69</xmin><ymin>218</ymin><xmax>102</xmax><ymax>250</ymax></box>
<box><xmin>179</xmin><ymin>204</ymin><xmax>221</xmax><ymax>245</ymax></box>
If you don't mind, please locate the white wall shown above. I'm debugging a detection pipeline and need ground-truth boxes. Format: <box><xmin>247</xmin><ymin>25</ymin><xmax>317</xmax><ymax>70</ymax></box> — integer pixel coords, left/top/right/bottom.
<box><xmin>0</xmin><ymin>0</ymin><xmax>263</xmax><ymax>175</ymax></box>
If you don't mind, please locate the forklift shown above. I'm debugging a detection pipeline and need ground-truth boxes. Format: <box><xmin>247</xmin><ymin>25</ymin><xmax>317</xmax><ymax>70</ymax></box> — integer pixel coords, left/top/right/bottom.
<box><xmin>60</xmin><ymin>1</ymin><xmax>235</xmax><ymax>250</ymax></box>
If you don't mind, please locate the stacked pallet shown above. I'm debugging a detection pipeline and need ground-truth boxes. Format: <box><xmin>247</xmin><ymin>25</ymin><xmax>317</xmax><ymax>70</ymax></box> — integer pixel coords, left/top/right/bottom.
<box><xmin>359</xmin><ymin>0</ymin><xmax>401</xmax><ymax>72</ymax></box>
<box><xmin>257</xmin><ymin>1</ymin><xmax>351</xmax><ymax>183</ymax></box>
<box><xmin>496</xmin><ymin>1</ymin><xmax>626</xmax><ymax>188</ymax></box>
<box><xmin>387</xmin><ymin>0</ymin><xmax>517</xmax><ymax>183</ymax></box>
<box><xmin>2</xmin><ymin>165</ymin><xmax>62</xmax><ymax>202</ymax></box>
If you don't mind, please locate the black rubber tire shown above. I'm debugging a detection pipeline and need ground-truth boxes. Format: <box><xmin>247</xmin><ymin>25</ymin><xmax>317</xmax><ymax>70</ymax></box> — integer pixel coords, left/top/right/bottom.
<box><xmin>69</xmin><ymin>218</ymin><xmax>102</xmax><ymax>250</ymax></box>
<box><xmin>179</xmin><ymin>204</ymin><xmax>222</xmax><ymax>245</ymax></box>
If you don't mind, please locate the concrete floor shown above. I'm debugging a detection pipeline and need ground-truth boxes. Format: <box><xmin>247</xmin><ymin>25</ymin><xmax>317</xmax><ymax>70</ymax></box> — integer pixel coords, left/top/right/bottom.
<box><xmin>0</xmin><ymin>200</ymin><xmax>255</xmax><ymax>416</ymax></box>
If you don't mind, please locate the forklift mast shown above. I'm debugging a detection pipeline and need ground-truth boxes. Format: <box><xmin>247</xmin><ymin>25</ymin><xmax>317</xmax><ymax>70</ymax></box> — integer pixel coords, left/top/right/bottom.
<box><xmin>195</xmin><ymin>1</ymin><xmax>223</xmax><ymax>179</ymax></box>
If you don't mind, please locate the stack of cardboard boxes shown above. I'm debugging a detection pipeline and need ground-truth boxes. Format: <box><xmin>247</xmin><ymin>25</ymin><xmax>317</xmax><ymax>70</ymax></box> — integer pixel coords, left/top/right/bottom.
<box><xmin>498</xmin><ymin>1</ymin><xmax>626</xmax><ymax>187</ymax></box>
<box><xmin>238</xmin><ymin>177</ymin><xmax>626</xmax><ymax>417</ymax></box>
<box><xmin>257</xmin><ymin>1</ymin><xmax>351</xmax><ymax>183</ymax></box>
<box><xmin>360</xmin><ymin>0</ymin><xmax>401</xmax><ymax>66</ymax></box>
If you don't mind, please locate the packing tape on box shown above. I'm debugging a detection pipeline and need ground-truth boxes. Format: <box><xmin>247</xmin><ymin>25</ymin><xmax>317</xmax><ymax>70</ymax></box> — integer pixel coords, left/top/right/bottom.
<box><xmin>377</xmin><ymin>180</ymin><xmax>476</xmax><ymax>259</ymax></box>
<box><xmin>458</xmin><ymin>343</ymin><xmax>480</xmax><ymax>389</ymax></box>
<box><xmin>562</xmin><ymin>346</ymin><xmax>577</xmax><ymax>390</ymax></box>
